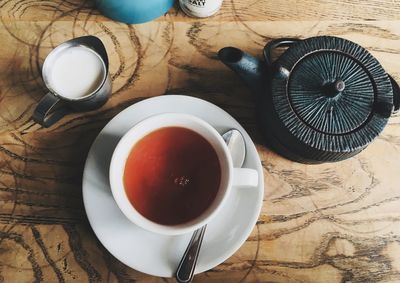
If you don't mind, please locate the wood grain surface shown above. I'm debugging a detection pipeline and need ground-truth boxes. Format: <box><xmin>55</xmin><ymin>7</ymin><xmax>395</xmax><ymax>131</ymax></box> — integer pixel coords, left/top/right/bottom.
<box><xmin>1</xmin><ymin>0</ymin><xmax>400</xmax><ymax>282</ymax></box>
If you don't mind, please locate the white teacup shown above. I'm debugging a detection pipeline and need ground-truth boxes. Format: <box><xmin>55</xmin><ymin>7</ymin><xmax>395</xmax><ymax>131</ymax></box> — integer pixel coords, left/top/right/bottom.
<box><xmin>109</xmin><ymin>113</ymin><xmax>258</xmax><ymax>235</ymax></box>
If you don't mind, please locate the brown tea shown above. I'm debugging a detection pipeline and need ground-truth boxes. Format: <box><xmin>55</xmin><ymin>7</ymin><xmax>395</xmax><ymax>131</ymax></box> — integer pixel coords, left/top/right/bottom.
<box><xmin>123</xmin><ymin>127</ymin><xmax>221</xmax><ymax>225</ymax></box>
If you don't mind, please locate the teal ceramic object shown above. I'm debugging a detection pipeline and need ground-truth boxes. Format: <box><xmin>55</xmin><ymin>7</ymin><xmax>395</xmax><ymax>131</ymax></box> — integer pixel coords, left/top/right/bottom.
<box><xmin>95</xmin><ymin>0</ymin><xmax>175</xmax><ymax>24</ymax></box>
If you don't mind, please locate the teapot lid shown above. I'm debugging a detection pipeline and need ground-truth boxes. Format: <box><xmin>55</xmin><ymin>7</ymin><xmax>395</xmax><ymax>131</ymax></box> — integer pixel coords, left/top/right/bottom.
<box><xmin>271</xmin><ymin>36</ymin><xmax>393</xmax><ymax>152</ymax></box>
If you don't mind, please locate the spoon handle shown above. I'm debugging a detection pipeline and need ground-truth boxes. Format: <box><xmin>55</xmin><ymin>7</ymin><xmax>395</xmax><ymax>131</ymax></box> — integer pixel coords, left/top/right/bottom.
<box><xmin>175</xmin><ymin>225</ymin><xmax>207</xmax><ymax>283</ymax></box>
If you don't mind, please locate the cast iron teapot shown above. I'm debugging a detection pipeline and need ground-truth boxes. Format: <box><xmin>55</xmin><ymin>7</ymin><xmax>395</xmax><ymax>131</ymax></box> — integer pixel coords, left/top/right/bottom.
<box><xmin>219</xmin><ymin>36</ymin><xmax>400</xmax><ymax>164</ymax></box>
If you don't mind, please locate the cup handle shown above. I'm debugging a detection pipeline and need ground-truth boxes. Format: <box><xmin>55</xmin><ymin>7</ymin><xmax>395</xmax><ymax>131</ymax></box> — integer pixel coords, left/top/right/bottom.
<box><xmin>232</xmin><ymin>168</ymin><xmax>259</xmax><ymax>188</ymax></box>
<box><xmin>32</xmin><ymin>93</ymin><xmax>70</xmax><ymax>127</ymax></box>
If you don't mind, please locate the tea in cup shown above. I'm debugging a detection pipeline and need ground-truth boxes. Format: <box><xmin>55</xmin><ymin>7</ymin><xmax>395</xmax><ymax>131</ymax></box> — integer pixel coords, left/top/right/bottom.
<box><xmin>109</xmin><ymin>113</ymin><xmax>258</xmax><ymax>235</ymax></box>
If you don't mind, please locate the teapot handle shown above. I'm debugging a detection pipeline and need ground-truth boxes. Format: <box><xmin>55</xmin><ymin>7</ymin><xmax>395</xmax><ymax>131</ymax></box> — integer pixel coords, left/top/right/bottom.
<box><xmin>263</xmin><ymin>38</ymin><xmax>301</xmax><ymax>68</ymax></box>
<box><xmin>389</xmin><ymin>75</ymin><xmax>400</xmax><ymax>114</ymax></box>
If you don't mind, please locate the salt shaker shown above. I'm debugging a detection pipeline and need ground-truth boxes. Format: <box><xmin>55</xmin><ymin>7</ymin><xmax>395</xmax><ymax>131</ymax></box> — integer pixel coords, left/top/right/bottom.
<box><xmin>179</xmin><ymin>0</ymin><xmax>224</xmax><ymax>18</ymax></box>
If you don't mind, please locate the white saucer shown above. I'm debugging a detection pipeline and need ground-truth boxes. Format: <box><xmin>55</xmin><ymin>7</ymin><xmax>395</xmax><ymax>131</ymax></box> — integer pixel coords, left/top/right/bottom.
<box><xmin>82</xmin><ymin>95</ymin><xmax>264</xmax><ymax>277</ymax></box>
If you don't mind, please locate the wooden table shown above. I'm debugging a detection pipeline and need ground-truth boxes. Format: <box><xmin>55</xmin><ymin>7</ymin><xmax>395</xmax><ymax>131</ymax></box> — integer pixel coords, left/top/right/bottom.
<box><xmin>1</xmin><ymin>0</ymin><xmax>400</xmax><ymax>282</ymax></box>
